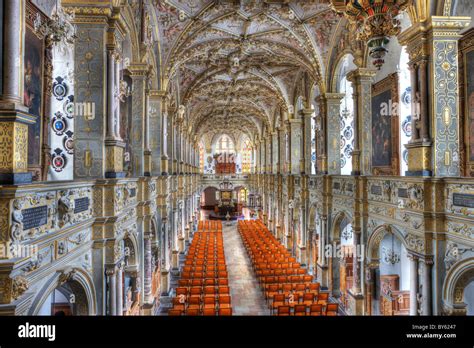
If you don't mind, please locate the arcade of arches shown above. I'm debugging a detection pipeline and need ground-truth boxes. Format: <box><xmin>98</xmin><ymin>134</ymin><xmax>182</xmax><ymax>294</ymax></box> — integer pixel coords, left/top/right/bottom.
<box><xmin>0</xmin><ymin>0</ymin><xmax>474</xmax><ymax>317</ymax></box>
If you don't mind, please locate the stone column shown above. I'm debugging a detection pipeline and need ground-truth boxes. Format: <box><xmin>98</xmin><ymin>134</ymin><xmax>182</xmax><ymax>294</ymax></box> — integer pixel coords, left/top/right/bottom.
<box><xmin>107</xmin><ymin>268</ymin><xmax>117</xmax><ymax>316</ymax></box>
<box><xmin>409</xmin><ymin>254</ymin><xmax>419</xmax><ymax>316</ymax></box>
<box><xmin>346</xmin><ymin>69</ymin><xmax>377</xmax><ymax>176</ymax></box>
<box><xmin>104</xmin><ymin>46</ymin><xmax>126</xmax><ymax>179</ymax></box>
<box><xmin>317</xmin><ymin>216</ymin><xmax>329</xmax><ymax>288</ymax></box>
<box><xmin>143</xmin><ymin>85</ymin><xmax>152</xmax><ymax>176</ymax></box>
<box><xmin>352</xmin><ymin>231</ymin><xmax>362</xmax><ymax>294</ymax></box>
<box><xmin>271</xmin><ymin>131</ymin><xmax>278</xmax><ymax>174</ymax></box>
<box><xmin>421</xmin><ymin>258</ymin><xmax>432</xmax><ymax>315</ymax></box>
<box><xmin>144</xmin><ymin>233</ymin><xmax>153</xmax><ymax>304</ymax></box>
<box><xmin>265</xmin><ymin>135</ymin><xmax>271</xmax><ymax>174</ymax></box>
<box><xmin>288</xmin><ymin>119</ymin><xmax>302</xmax><ymax>175</ymax></box>
<box><xmin>301</xmin><ymin>108</ymin><xmax>313</xmax><ymax>175</ymax></box>
<box><xmin>278</xmin><ymin>126</ymin><xmax>286</xmax><ymax>174</ymax></box>
<box><xmin>316</xmin><ymin>94</ymin><xmax>345</xmax><ymax>175</ymax></box>
<box><xmin>116</xmin><ymin>263</ymin><xmax>124</xmax><ymax>316</ymax></box>
<box><xmin>0</xmin><ymin>0</ymin><xmax>26</xmax><ymax>109</ymax></box>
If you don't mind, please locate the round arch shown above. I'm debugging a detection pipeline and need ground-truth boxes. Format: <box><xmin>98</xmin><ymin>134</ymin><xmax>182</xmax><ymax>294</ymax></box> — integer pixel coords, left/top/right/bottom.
<box><xmin>330</xmin><ymin>210</ymin><xmax>353</xmax><ymax>242</ymax></box>
<box><xmin>442</xmin><ymin>257</ymin><xmax>474</xmax><ymax>315</ymax></box>
<box><xmin>366</xmin><ymin>224</ymin><xmax>408</xmax><ymax>263</ymax></box>
<box><xmin>29</xmin><ymin>267</ymin><xmax>97</xmax><ymax>316</ymax></box>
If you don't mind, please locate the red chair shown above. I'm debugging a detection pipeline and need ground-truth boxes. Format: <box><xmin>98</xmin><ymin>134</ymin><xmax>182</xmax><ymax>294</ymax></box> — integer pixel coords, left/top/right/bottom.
<box><xmin>294</xmin><ymin>304</ymin><xmax>307</xmax><ymax>316</ymax></box>
<box><xmin>218</xmin><ymin>308</ymin><xmax>232</xmax><ymax>316</ymax></box>
<box><xmin>277</xmin><ymin>306</ymin><xmax>290</xmax><ymax>316</ymax></box>
<box><xmin>326</xmin><ymin>303</ymin><xmax>339</xmax><ymax>316</ymax></box>
<box><xmin>218</xmin><ymin>295</ymin><xmax>232</xmax><ymax>309</ymax></box>
<box><xmin>309</xmin><ymin>304</ymin><xmax>323</xmax><ymax>316</ymax></box>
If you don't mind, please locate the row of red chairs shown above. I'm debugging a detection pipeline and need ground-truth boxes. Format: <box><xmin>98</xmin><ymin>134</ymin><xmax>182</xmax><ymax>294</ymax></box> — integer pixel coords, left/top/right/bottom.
<box><xmin>169</xmin><ymin>308</ymin><xmax>232</xmax><ymax>316</ymax></box>
<box><xmin>238</xmin><ymin>220</ymin><xmax>338</xmax><ymax>316</ymax></box>
<box><xmin>169</xmin><ymin>224</ymin><xmax>232</xmax><ymax>316</ymax></box>
<box><xmin>197</xmin><ymin>220</ymin><xmax>222</xmax><ymax>231</ymax></box>
<box><xmin>277</xmin><ymin>303</ymin><xmax>338</xmax><ymax>316</ymax></box>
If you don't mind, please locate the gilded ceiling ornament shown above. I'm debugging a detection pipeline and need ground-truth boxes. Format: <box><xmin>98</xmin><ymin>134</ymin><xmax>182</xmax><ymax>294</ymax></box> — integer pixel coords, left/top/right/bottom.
<box><xmin>330</xmin><ymin>0</ymin><xmax>410</xmax><ymax>69</ymax></box>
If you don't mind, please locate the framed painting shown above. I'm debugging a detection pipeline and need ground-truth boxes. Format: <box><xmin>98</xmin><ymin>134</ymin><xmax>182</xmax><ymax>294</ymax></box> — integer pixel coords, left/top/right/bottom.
<box><xmin>371</xmin><ymin>73</ymin><xmax>400</xmax><ymax>176</ymax></box>
<box><xmin>460</xmin><ymin>28</ymin><xmax>474</xmax><ymax>177</ymax></box>
<box><xmin>25</xmin><ymin>1</ymin><xmax>46</xmax><ymax>179</ymax></box>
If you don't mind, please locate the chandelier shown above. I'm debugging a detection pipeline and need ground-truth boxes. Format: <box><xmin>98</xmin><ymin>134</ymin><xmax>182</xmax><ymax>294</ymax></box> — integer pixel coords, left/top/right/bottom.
<box><xmin>382</xmin><ymin>232</ymin><xmax>400</xmax><ymax>265</ymax></box>
<box><xmin>34</xmin><ymin>0</ymin><xmax>77</xmax><ymax>46</ymax></box>
<box><xmin>331</xmin><ymin>0</ymin><xmax>410</xmax><ymax>69</ymax></box>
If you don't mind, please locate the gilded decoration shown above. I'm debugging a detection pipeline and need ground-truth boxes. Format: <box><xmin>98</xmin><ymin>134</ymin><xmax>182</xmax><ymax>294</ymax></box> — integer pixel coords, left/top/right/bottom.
<box><xmin>0</xmin><ymin>122</ymin><xmax>29</xmax><ymax>173</ymax></box>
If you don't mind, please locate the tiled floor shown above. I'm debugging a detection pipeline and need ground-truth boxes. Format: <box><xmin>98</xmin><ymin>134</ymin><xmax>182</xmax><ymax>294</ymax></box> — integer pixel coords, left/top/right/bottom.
<box><xmin>222</xmin><ymin>221</ymin><xmax>270</xmax><ymax>316</ymax></box>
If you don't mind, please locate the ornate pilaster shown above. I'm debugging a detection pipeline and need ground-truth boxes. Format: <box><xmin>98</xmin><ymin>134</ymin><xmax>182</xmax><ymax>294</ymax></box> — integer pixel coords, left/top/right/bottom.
<box><xmin>347</xmin><ymin>68</ymin><xmax>377</xmax><ymax>176</ymax></box>
<box><xmin>271</xmin><ymin>131</ymin><xmax>278</xmax><ymax>174</ymax></box>
<box><xmin>288</xmin><ymin>118</ymin><xmax>302</xmax><ymax>175</ymax></box>
<box><xmin>399</xmin><ymin>16</ymin><xmax>470</xmax><ymax>177</ymax></box>
<box><xmin>301</xmin><ymin>108</ymin><xmax>314</xmax><ymax>175</ymax></box>
<box><xmin>316</xmin><ymin>94</ymin><xmax>345</xmax><ymax>175</ymax></box>
<box><xmin>128</xmin><ymin>64</ymin><xmax>149</xmax><ymax>177</ymax></box>
<box><xmin>72</xmin><ymin>10</ymin><xmax>110</xmax><ymax>179</ymax></box>
<box><xmin>430</xmin><ymin>17</ymin><xmax>470</xmax><ymax>177</ymax></box>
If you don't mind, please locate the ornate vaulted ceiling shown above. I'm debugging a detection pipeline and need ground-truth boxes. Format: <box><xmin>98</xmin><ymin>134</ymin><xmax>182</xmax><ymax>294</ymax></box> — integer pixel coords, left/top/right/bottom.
<box><xmin>151</xmin><ymin>0</ymin><xmax>341</xmax><ymax>145</ymax></box>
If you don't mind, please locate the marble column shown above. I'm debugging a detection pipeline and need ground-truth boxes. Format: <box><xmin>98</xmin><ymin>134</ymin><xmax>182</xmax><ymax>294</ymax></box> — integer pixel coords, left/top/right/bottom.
<box><xmin>143</xmin><ymin>87</ymin><xmax>152</xmax><ymax>176</ymax></box>
<box><xmin>352</xmin><ymin>231</ymin><xmax>362</xmax><ymax>294</ymax></box>
<box><xmin>421</xmin><ymin>258</ymin><xmax>432</xmax><ymax>315</ymax></box>
<box><xmin>104</xmin><ymin>50</ymin><xmax>126</xmax><ymax>179</ymax></box>
<box><xmin>409</xmin><ymin>254</ymin><xmax>419</xmax><ymax>316</ymax></box>
<box><xmin>317</xmin><ymin>216</ymin><xmax>329</xmax><ymax>288</ymax></box>
<box><xmin>107</xmin><ymin>268</ymin><xmax>117</xmax><ymax>316</ymax></box>
<box><xmin>144</xmin><ymin>233</ymin><xmax>153</xmax><ymax>304</ymax></box>
<box><xmin>116</xmin><ymin>264</ymin><xmax>123</xmax><ymax>316</ymax></box>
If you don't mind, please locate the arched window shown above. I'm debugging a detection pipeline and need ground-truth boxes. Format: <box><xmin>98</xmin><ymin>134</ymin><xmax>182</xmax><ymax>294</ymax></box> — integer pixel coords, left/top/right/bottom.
<box><xmin>399</xmin><ymin>49</ymin><xmax>411</xmax><ymax>176</ymax></box>
<box><xmin>215</xmin><ymin>134</ymin><xmax>235</xmax><ymax>154</ymax></box>
<box><xmin>338</xmin><ymin>55</ymin><xmax>356</xmax><ymax>175</ymax></box>
<box><xmin>241</xmin><ymin>138</ymin><xmax>252</xmax><ymax>174</ymax></box>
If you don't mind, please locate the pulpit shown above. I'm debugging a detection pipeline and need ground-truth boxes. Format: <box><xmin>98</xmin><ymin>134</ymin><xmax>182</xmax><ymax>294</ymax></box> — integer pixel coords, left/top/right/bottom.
<box><xmin>379</xmin><ymin>275</ymin><xmax>410</xmax><ymax>316</ymax></box>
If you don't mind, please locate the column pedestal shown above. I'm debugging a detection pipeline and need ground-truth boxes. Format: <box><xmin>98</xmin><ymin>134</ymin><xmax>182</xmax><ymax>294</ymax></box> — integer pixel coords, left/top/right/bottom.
<box><xmin>105</xmin><ymin>139</ymin><xmax>126</xmax><ymax>178</ymax></box>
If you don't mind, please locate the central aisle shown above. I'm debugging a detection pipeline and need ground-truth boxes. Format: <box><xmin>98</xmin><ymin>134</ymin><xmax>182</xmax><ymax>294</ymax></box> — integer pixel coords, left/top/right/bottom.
<box><xmin>222</xmin><ymin>221</ymin><xmax>270</xmax><ymax>315</ymax></box>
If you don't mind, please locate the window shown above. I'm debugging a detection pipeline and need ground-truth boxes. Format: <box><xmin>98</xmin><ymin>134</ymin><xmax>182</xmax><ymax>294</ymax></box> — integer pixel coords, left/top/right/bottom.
<box><xmin>241</xmin><ymin>138</ymin><xmax>252</xmax><ymax>174</ymax></box>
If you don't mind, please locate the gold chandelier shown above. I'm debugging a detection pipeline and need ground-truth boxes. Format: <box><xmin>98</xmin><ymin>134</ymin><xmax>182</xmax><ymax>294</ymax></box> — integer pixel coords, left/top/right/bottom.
<box><xmin>331</xmin><ymin>0</ymin><xmax>410</xmax><ymax>69</ymax></box>
<box><xmin>34</xmin><ymin>0</ymin><xmax>77</xmax><ymax>46</ymax></box>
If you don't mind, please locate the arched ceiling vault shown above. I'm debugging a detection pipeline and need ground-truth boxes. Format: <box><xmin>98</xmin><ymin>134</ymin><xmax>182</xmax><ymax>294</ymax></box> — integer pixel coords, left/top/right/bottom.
<box><xmin>152</xmin><ymin>0</ymin><xmax>340</xmax><ymax>145</ymax></box>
